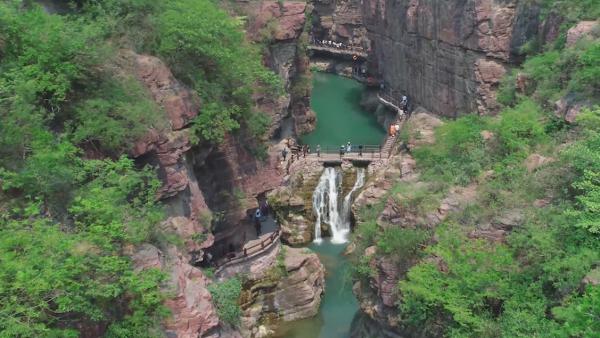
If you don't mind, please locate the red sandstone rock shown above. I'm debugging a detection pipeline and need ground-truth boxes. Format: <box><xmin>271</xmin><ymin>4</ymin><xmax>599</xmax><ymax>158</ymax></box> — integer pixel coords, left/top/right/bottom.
<box><xmin>134</xmin><ymin>54</ymin><xmax>199</xmax><ymax>130</ymax></box>
<box><xmin>475</xmin><ymin>58</ymin><xmax>507</xmax><ymax>114</ymax></box>
<box><xmin>375</xmin><ymin>257</ymin><xmax>399</xmax><ymax>307</ymax></box>
<box><xmin>515</xmin><ymin>72</ymin><xmax>530</xmax><ymax>94</ymax></box>
<box><xmin>162</xmin><ymin>248</ymin><xmax>221</xmax><ymax>338</ymax></box>
<box><xmin>524</xmin><ymin>153</ymin><xmax>554</xmax><ymax>172</ymax></box>
<box><xmin>251</xmin><ymin>2</ymin><xmax>306</xmax><ymax>41</ymax></box>
<box><xmin>566</xmin><ymin>21</ymin><xmax>598</xmax><ymax>47</ymax></box>
<box><xmin>132</xmin><ymin>245</ymin><xmax>222</xmax><ymax>338</ymax></box>
<box><xmin>240</xmin><ymin>246</ymin><xmax>325</xmax><ymax>335</ymax></box>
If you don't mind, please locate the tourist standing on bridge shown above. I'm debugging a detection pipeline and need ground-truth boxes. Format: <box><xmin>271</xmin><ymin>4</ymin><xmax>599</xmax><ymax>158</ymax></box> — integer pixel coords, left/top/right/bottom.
<box><xmin>389</xmin><ymin>124</ymin><xmax>396</xmax><ymax>136</ymax></box>
<box><xmin>340</xmin><ymin>145</ymin><xmax>345</xmax><ymax>158</ymax></box>
<box><xmin>346</xmin><ymin>141</ymin><xmax>352</xmax><ymax>153</ymax></box>
<box><xmin>358</xmin><ymin>144</ymin><xmax>363</xmax><ymax>157</ymax></box>
<box><xmin>255</xmin><ymin>208</ymin><xmax>263</xmax><ymax>235</ymax></box>
<box><xmin>395</xmin><ymin>123</ymin><xmax>401</xmax><ymax>135</ymax></box>
<box><xmin>316</xmin><ymin>144</ymin><xmax>321</xmax><ymax>157</ymax></box>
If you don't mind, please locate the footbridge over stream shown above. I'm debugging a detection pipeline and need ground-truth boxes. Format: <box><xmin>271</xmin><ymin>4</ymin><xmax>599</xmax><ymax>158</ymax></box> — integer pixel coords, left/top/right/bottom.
<box><xmin>211</xmin><ymin>106</ymin><xmax>407</xmax><ymax>280</ymax></box>
<box><xmin>287</xmin><ymin>115</ymin><xmax>405</xmax><ymax>175</ymax></box>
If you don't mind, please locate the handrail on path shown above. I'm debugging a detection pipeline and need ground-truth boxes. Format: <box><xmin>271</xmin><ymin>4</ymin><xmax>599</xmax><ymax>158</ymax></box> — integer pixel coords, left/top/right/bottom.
<box><xmin>214</xmin><ymin>229</ymin><xmax>281</xmax><ymax>269</ymax></box>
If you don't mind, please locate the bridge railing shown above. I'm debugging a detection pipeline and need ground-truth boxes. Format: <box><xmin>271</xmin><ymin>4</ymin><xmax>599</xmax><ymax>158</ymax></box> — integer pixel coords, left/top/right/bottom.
<box><xmin>213</xmin><ymin>229</ymin><xmax>281</xmax><ymax>270</ymax></box>
<box><xmin>308</xmin><ymin>40</ymin><xmax>367</xmax><ymax>54</ymax></box>
<box><xmin>291</xmin><ymin>144</ymin><xmax>382</xmax><ymax>159</ymax></box>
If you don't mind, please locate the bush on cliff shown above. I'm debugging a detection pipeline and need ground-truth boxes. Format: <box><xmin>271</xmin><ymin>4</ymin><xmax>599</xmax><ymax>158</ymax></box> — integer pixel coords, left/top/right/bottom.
<box><xmin>0</xmin><ymin>0</ymin><xmax>278</xmax><ymax>334</ymax></box>
<box><xmin>208</xmin><ymin>277</ymin><xmax>243</xmax><ymax>326</ymax></box>
<box><xmin>354</xmin><ymin>16</ymin><xmax>600</xmax><ymax>336</ymax></box>
<box><xmin>156</xmin><ymin>0</ymin><xmax>281</xmax><ymax>144</ymax></box>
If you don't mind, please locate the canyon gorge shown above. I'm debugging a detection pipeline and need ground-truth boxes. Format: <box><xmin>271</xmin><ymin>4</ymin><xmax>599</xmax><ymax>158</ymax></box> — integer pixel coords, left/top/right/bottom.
<box><xmin>1</xmin><ymin>0</ymin><xmax>598</xmax><ymax>338</ymax></box>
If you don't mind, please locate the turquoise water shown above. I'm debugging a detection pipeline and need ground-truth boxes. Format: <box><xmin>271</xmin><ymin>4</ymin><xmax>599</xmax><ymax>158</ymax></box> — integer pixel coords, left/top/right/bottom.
<box><xmin>273</xmin><ymin>239</ymin><xmax>358</xmax><ymax>338</ymax></box>
<box><xmin>301</xmin><ymin>73</ymin><xmax>386</xmax><ymax>148</ymax></box>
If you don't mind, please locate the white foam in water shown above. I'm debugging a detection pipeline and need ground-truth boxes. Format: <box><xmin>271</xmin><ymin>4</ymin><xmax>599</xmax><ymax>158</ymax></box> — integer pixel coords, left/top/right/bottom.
<box><xmin>312</xmin><ymin>167</ymin><xmax>365</xmax><ymax>244</ymax></box>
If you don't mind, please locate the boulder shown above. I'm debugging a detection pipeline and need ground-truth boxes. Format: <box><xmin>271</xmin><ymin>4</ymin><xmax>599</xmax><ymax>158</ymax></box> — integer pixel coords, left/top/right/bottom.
<box><xmin>241</xmin><ymin>246</ymin><xmax>325</xmax><ymax>334</ymax></box>
<box><xmin>582</xmin><ymin>268</ymin><xmax>600</xmax><ymax>288</ymax></box>
<box><xmin>566</xmin><ymin>21</ymin><xmax>598</xmax><ymax>47</ymax></box>
<box><xmin>480</xmin><ymin>130</ymin><xmax>495</xmax><ymax>141</ymax></box>
<box><xmin>405</xmin><ymin>112</ymin><xmax>443</xmax><ymax>149</ymax></box>
<box><xmin>515</xmin><ymin>72</ymin><xmax>531</xmax><ymax>94</ymax></box>
<box><xmin>524</xmin><ymin>153</ymin><xmax>554</xmax><ymax>172</ymax></box>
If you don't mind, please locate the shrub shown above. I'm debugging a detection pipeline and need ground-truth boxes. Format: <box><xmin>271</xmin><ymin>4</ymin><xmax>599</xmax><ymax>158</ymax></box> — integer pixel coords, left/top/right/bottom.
<box><xmin>157</xmin><ymin>0</ymin><xmax>280</xmax><ymax>144</ymax></box>
<box><xmin>377</xmin><ymin>227</ymin><xmax>428</xmax><ymax>256</ymax></box>
<box><xmin>207</xmin><ymin>277</ymin><xmax>242</xmax><ymax>326</ymax></box>
<box><xmin>496</xmin><ymin>99</ymin><xmax>546</xmax><ymax>155</ymax></box>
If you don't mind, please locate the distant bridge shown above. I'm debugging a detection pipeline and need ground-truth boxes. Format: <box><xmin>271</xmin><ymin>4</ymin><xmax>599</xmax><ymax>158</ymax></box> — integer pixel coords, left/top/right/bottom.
<box><xmin>307</xmin><ymin>44</ymin><xmax>368</xmax><ymax>60</ymax></box>
<box><xmin>286</xmin><ymin>116</ymin><xmax>405</xmax><ymax>175</ymax></box>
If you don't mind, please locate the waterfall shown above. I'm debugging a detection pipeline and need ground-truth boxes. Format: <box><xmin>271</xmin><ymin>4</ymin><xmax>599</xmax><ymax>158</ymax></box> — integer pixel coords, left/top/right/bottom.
<box><xmin>312</xmin><ymin>167</ymin><xmax>342</xmax><ymax>243</ymax></box>
<box><xmin>312</xmin><ymin>167</ymin><xmax>366</xmax><ymax>244</ymax></box>
<box><xmin>341</xmin><ymin>167</ymin><xmax>366</xmax><ymax>230</ymax></box>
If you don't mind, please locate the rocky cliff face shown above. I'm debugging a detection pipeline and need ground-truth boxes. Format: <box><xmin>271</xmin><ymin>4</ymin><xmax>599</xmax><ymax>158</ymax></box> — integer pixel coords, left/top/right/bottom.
<box><xmin>124</xmin><ymin>2</ymin><xmax>323</xmax><ymax>332</ymax></box>
<box><xmin>240</xmin><ymin>246</ymin><xmax>325</xmax><ymax>338</ymax></box>
<box><xmin>362</xmin><ymin>0</ymin><xmax>542</xmax><ymax>116</ymax></box>
<box><xmin>246</xmin><ymin>1</ymin><xmax>317</xmax><ymax>136</ymax></box>
<box><xmin>128</xmin><ymin>46</ymin><xmax>296</xmax><ymax>336</ymax></box>
<box><xmin>312</xmin><ymin>0</ymin><xmax>369</xmax><ymax>48</ymax></box>
<box><xmin>127</xmin><ymin>52</ymin><xmax>237</xmax><ymax>338</ymax></box>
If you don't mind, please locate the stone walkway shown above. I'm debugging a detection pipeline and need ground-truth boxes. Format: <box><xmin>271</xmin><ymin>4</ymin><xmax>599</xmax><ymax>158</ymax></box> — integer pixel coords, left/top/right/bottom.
<box><xmin>307</xmin><ymin>44</ymin><xmax>368</xmax><ymax>59</ymax></box>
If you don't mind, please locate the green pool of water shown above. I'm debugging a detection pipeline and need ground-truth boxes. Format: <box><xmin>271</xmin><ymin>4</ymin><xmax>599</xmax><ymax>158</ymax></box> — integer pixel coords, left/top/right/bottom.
<box><xmin>301</xmin><ymin>72</ymin><xmax>386</xmax><ymax>149</ymax></box>
<box><xmin>273</xmin><ymin>239</ymin><xmax>358</xmax><ymax>338</ymax></box>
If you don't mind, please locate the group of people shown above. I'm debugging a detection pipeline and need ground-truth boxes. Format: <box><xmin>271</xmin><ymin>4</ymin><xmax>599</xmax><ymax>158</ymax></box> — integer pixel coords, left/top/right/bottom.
<box><xmin>281</xmin><ymin>140</ymin><xmax>372</xmax><ymax>160</ymax></box>
<box><xmin>281</xmin><ymin>144</ymin><xmax>314</xmax><ymax>162</ymax></box>
<box><xmin>339</xmin><ymin>141</ymin><xmax>364</xmax><ymax>157</ymax></box>
<box><xmin>315</xmin><ymin>39</ymin><xmax>346</xmax><ymax>49</ymax></box>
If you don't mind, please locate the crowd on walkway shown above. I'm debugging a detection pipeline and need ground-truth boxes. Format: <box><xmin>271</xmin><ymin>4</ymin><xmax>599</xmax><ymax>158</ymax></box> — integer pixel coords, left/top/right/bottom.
<box><xmin>278</xmin><ymin>93</ymin><xmax>412</xmax><ymax>171</ymax></box>
<box><xmin>310</xmin><ymin>37</ymin><xmax>365</xmax><ymax>52</ymax></box>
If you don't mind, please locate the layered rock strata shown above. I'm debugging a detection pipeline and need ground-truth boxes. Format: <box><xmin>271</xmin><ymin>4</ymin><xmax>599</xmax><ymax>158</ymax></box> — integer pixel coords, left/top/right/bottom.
<box><xmin>247</xmin><ymin>1</ymin><xmax>317</xmax><ymax>135</ymax></box>
<box><xmin>362</xmin><ymin>0</ymin><xmax>542</xmax><ymax>116</ymax></box>
<box><xmin>240</xmin><ymin>246</ymin><xmax>325</xmax><ymax>337</ymax></box>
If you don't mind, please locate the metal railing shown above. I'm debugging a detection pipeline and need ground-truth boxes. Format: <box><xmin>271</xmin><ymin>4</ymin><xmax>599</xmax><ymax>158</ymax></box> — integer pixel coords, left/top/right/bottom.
<box><xmin>308</xmin><ymin>39</ymin><xmax>367</xmax><ymax>55</ymax></box>
<box><xmin>214</xmin><ymin>229</ymin><xmax>281</xmax><ymax>269</ymax></box>
<box><xmin>289</xmin><ymin>144</ymin><xmax>383</xmax><ymax>160</ymax></box>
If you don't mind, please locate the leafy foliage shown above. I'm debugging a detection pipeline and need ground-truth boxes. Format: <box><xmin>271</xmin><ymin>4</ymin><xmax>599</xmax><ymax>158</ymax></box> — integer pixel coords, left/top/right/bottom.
<box><xmin>353</xmin><ymin>12</ymin><xmax>600</xmax><ymax>337</ymax></box>
<box><xmin>156</xmin><ymin>0</ymin><xmax>280</xmax><ymax>143</ymax></box>
<box><xmin>0</xmin><ymin>157</ymin><xmax>167</xmax><ymax>336</ymax></box>
<box><xmin>207</xmin><ymin>277</ymin><xmax>242</xmax><ymax>326</ymax></box>
<box><xmin>0</xmin><ymin>0</ymin><xmax>280</xmax><ymax>334</ymax></box>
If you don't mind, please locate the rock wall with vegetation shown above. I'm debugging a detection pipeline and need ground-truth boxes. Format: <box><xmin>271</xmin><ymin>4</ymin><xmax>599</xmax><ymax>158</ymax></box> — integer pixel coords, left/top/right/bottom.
<box><xmin>362</xmin><ymin>0</ymin><xmax>547</xmax><ymax>116</ymax></box>
<box><xmin>0</xmin><ymin>0</ymin><xmax>314</xmax><ymax>337</ymax></box>
<box><xmin>348</xmin><ymin>1</ymin><xmax>600</xmax><ymax>336</ymax></box>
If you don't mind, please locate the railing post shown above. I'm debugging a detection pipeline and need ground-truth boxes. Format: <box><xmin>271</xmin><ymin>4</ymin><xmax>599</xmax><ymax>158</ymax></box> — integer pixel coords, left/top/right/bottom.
<box><xmin>243</xmin><ymin>248</ymin><xmax>247</xmax><ymax>256</ymax></box>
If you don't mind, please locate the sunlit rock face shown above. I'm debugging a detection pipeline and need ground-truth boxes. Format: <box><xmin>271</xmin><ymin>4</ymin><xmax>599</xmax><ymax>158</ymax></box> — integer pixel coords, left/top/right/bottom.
<box><xmin>362</xmin><ymin>0</ymin><xmax>542</xmax><ymax>116</ymax></box>
<box><xmin>240</xmin><ymin>246</ymin><xmax>325</xmax><ymax>337</ymax></box>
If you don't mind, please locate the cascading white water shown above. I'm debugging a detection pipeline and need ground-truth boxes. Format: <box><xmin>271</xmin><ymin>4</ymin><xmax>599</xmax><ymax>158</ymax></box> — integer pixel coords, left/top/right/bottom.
<box><xmin>312</xmin><ymin>167</ymin><xmax>342</xmax><ymax>243</ymax></box>
<box><xmin>312</xmin><ymin>167</ymin><xmax>366</xmax><ymax>244</ymax></box>
<box><xmin>341</xmin><ymin>167</ymin><xmax>366</xmax><ymax>230</ymax></box>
